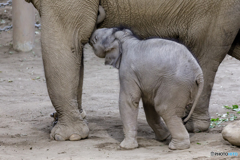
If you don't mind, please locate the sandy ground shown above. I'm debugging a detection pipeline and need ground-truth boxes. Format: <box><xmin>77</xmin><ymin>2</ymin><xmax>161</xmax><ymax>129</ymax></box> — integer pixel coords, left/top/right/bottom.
<box><xmin>0</xmin><ymin>2</ymin><xmax>240</xmax><ymax>160</ymax></box>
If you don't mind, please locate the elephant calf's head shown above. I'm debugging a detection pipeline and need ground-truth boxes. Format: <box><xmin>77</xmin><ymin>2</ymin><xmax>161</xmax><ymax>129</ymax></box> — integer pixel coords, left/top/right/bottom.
<box><xmin>90</xmin><ymin>28</ymin><xmax>133</xmax><ymax>69</ymax></box>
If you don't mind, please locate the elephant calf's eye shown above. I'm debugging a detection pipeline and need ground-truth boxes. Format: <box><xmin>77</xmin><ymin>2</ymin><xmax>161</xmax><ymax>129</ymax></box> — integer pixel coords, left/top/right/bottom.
<box><xmin>90</xmin><ymin>36</ymin><xmax>97</xmax><ymax>46</ymax></box>
<box><xmin>93</xmin><ymin>36</ymin><xmax>98</xmax><ymax>44</ymax></box>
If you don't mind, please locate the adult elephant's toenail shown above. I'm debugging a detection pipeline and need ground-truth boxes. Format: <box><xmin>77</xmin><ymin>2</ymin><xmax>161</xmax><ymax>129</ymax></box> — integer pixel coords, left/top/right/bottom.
<box><xmin>70</xmin><ymin>134</ymin><xmax>81</xmax><ymax>141</ymax></box>
<box><xmin>55</xmin><ymin>134</ymin><xmax>65</xmax><ymax>141</ymax></box>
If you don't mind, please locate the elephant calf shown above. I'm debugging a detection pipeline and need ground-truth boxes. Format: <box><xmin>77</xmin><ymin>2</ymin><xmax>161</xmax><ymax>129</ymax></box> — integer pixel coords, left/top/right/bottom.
<box><xmin>90</xmin><ymin>28</ymin><xmax>204</xmax><ymax>150</ymax></box>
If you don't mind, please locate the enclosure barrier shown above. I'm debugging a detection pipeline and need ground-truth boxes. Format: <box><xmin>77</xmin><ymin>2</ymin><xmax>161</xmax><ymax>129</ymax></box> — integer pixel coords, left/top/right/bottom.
<box><xmin>12</xmin><ymin>0</ymin><xmax>35</xmax><ymax>52</ymax></box>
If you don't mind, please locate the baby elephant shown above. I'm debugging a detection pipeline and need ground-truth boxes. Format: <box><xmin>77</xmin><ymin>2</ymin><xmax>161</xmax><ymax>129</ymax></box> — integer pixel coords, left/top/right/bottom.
<box><xmin>90</xmin><ymin>28</ymin><xmax>204</xmax><ymax>150</ymax></box>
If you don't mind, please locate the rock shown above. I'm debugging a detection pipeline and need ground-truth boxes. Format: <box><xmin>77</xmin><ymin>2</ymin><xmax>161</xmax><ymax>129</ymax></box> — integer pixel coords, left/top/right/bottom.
<box><xmin>222</xmin><ymin>120</ymin><xmax>240</xmax><ymax>146</ymax></box>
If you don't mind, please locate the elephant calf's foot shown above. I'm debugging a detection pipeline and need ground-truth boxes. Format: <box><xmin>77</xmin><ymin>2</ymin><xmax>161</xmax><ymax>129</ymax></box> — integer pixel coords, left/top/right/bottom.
<box><xmin>155</xmin><ymin>130</ymin><xmax>171</xmax><ymax>142</ymax></box>
<box><xmin>50</xmin><ymin>118</ymin><xmax>89</xmax><ymax>141</ymax></box>
<box><xmin>168</xmin><ymin>138</ymin><xmax>190</xmax><ymax>150</ymax></box>
<box><xmin>120</xmin><ymin>138</ymin><xmax>138</xmax><ymax>149</ymax></box>
<box><xmin>185</xmin><ymin>118</ymin><xmax>210</xmax><ymax>133</ymax></box>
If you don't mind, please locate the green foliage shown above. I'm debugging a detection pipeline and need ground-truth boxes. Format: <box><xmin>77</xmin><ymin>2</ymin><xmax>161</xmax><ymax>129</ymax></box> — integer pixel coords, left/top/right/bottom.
<box><xmin>232</xmin><ymin>105</ymin><xmax>239</xmax><ymax>109</ymax></box>
<box><xmin>224</xmin><ymin>105</ymin><xmax>239</xmax><ymax>111</ymax></box>
<box><xmin>210</xmin><ymin>113</ymin><xmax>238</xmax><ymax>129</ymax></box>
<box><xmin>211</xmin><ymin>118</ymin><xmax>219</xmax><ymax>121</ymax></box>
<box><xmin>210</xmin><ymin>105</ymin><xmax>240</xmax><ymax>128</ymax></box>
<box><xmin>231</xmin><ymin>115</ymin><xmax>237</xmax><ymax>121</ymax></box>
<box><xmin>224</xmin><ymin>106</ymin><xmax>232</xmax><ymax>109</ymax></box>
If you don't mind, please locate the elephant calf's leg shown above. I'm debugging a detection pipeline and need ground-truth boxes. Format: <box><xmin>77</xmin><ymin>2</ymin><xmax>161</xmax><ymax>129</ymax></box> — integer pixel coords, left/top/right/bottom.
<box><xmin>161</xmin><ymin>113</ymin><xmax>190</xmax><ymax>150</ymax></box>
<box><xmin>155</xmin><ymin>93</ymin><xmax>190</xmax><ymax>150</ymax></box>
<box><xmin>142</xmin><ymin>100</ymin><xmax>170</xmax><ymax>141</ymax></box>
<box><xmin>119</xmin><ymin>85</ymin><xmax>141</xmax><ymax>149</ymax></box>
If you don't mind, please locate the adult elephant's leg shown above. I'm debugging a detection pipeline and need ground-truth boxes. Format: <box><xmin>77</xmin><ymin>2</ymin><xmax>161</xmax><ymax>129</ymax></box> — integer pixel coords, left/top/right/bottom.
<box><xmin>44</xmin><ymin>43</ymin><xmax>89</xmax><ymax>141</ymax></box>
<box><xmin>228</xmin><ymin>30</ymin><xmax>240</xmax><ymax>59</ymax></box>
<box><xmin>185</xmin><ymin>5</ymin><xmax>240</xmax><ymax>132</ymax></box>
<box><xmin>77</xmin><ymin>54</ymin><xmax>86</xmax><ymax>119</ymax></box>
<box><xmin>185</xmin><ymin>40</ymin><xmax>237</xmax><ymax>132</ymax></box>
<box><xmin>50</xmin><ymin>51</ymin><xmax>85</xmax><ymax>123</ymax></box>
<box><xmin>39</xmin><ymin>0</ymin><xmax>99</xmax><ymax>141</ymax></box>
<box><xmin>185</xmin><ymin>65</ymin><xmax>217</xmax><ymax>132</ymax></box>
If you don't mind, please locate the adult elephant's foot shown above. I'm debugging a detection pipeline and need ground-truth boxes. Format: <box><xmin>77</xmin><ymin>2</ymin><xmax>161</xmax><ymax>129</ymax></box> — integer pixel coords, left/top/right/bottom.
<box><xmin>50</xmin><ymin>110</ymin><xmax>86</xmax><ymax>127</ymax></box>
<box><xmin>168</xmin><ymin>138</ymin><xmax>190</xmax><ymax>150</ymax></box>
<box><xmin>185</xmin><ymin>113</ymin><xmax>210</xmax><ymax>133</ymax></box>
<box><xmin>120</xmin><ymin>138</ymin><xmax>138</xmax><ymax>149</ymax></box>
<box><xmin>50</xmin><ymin>116</ymin><xmax>89</xmax><ymax>141</ymax></box>
<box><xmin>80</xmin><ymin>109</ymin><xmax>87</xmax><ymax>119</ymax></box>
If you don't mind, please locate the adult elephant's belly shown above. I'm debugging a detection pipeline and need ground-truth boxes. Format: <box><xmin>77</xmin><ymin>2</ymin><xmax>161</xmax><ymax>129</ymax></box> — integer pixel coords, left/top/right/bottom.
<box><xmin>99</xmin><ymin>0</ymin><xmax>179</xmax><ymax>38</ymax></box>
<box><xmin>98</xmin><ymin>0</ymin><xmax>214</xmax><ymax>41</ymax></box>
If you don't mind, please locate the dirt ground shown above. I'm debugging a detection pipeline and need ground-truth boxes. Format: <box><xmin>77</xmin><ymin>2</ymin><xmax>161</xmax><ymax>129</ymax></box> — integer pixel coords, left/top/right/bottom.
<box><xmin>0</xmin><ymin>2</ymin><xmax>240</xmax><ymax>160</ymax></box>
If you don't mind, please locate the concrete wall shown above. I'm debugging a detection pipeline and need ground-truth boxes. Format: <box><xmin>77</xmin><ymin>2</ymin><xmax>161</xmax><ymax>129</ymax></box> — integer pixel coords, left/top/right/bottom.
<box><xmin>12</xmin><ymin>0</ymin><xmax>35</xmax><ymax>52</ymax></box>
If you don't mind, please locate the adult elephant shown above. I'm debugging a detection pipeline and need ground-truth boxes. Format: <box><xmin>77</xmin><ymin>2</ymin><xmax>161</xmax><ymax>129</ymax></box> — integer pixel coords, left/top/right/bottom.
<box><xmin>25</xmin><ymin>0</ymin><xmax>240</xmax><ymax>141</ymax></box>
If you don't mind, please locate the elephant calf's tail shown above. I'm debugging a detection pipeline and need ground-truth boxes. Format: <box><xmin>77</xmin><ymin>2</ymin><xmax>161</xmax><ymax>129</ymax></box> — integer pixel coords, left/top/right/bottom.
<box><xmin>183</xmin><ymin>74</ymin><xmax>204</xmax><ymax>123</ymax></box>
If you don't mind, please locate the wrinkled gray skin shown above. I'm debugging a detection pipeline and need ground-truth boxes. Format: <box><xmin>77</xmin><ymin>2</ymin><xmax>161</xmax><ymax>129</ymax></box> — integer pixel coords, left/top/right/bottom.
<box><xmin>49</xmin><ymin>5</ymin><xmax>105</xmax><ymax>124</ymax></box>
<box><xmin>90</xmin><ymin>28</ymin><xmax>204</xmax><ymax>150</ymax></box>
<box><xmin>25</xmin><ymin>0</ymin><xmax>240</xmax><ymax>141</ymax></box>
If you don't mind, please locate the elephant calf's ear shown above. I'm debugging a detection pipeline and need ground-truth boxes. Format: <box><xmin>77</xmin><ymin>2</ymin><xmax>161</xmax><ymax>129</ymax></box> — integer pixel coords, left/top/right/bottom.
<box><xmin>112</xmin><ymin>54</ymin><xmax>122</xmax><ymax>69</ymax></box>
<box><xmin>114</xmin><ymin>30</ymin><xmax>133</xmax><ymax>40</ymax></box>
<box><xmin>104</xmin><ymin>40</ymin><xmax>118</xmax><ymax>52</ymax></box>
<box><xmin>114</xmin><ymin>31</ymin><xmax>125</xmax><ymax>39</ymax></box>
<box><xmin>104</xmin><ymin>40</ymin><xmax>122</xmax><ymax>69</ymax></box>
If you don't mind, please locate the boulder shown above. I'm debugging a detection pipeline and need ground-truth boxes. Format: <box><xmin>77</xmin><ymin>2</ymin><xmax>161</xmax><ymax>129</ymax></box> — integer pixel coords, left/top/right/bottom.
<box><xmin>222</xmin><ymin>120</ymin><xmax>240</xmax><ymax>146</ymax></box>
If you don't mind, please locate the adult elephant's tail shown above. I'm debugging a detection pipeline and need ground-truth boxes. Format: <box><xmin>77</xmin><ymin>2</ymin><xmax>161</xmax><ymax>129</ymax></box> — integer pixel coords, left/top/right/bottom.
<box><xmin>183</xmin><ymin>74</ymin><xmax>204</xmax><ymax>123</ymax></box>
